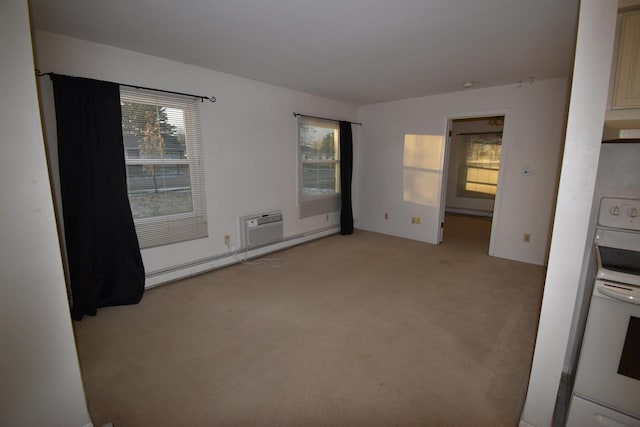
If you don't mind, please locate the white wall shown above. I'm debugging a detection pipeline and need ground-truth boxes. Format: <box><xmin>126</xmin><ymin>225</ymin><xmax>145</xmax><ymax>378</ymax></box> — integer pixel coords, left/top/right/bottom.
<box><xmin>357</xmin><ymin>78</ymin><xmax>568</xmax><ymax>265</ymax></box>
<box><xmin>520</xmin><ymin>1</ymin><xmax>619</xmax><ymax>426</ymax></box>
<box><xmin>0</xmin><ymin>1</ymin><xmax>92</xmax><ymax>426</ymax></box>
<box><xmin>595</xmin><ymin>144</ymin><xmax>640</xmax><ymax>199</ymax></box>
<box><xmin>445</xmin><ymin>118</ymin><xmax>503</xmax><ymax>215</ymax></box>
<box><xmin>33</xmin><ymin>31</ymin><xmax>358</xmax><ymax>285</ymax></box>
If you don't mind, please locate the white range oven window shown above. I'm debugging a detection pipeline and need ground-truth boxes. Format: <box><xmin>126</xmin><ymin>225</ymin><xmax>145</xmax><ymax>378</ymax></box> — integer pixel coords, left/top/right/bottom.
<box><xmin>619</xmin><ymin>316</ymin><xmax>640</xmax><ymax>381</ymax></box>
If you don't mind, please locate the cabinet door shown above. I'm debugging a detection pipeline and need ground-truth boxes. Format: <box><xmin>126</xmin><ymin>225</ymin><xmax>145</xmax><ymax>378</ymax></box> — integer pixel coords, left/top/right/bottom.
<box><xmin>613</xmin><ymin>12</ymin><xmax>640</xmax><ymax>109</ymax></box>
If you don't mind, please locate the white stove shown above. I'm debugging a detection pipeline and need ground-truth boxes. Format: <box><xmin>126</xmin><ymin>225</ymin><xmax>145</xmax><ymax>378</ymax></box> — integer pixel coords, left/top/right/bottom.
<box><xmin>567</xmin><ymin>197</ymin><xmax>640</xmax><ymax>426</ymax></box>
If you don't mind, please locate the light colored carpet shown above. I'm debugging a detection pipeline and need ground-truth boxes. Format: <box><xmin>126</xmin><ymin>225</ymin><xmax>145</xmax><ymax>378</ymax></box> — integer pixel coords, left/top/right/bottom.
<box><xmin>73</xmin><ymin>215</ymin><xmax>545</xmax><ymax>426</ymax></box>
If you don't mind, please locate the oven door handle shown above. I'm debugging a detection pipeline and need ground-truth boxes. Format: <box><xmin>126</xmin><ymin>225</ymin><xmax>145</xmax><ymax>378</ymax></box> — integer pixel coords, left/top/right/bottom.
<box><xmin>594</xmin><ymin>413</ymin><xmax>633</xmax><ymax>427</ymax></box>
<box><xmin>597</xmin><ymin>284</ymin><xmax>640</xmax><ymax>305</ymax></box>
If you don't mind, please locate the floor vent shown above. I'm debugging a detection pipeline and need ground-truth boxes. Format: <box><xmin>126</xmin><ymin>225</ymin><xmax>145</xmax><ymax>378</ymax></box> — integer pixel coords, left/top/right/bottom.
<box><xmin>240</xmin><ymin>210</ymin><xmax>283</xmax><ymax>249</ymax></box>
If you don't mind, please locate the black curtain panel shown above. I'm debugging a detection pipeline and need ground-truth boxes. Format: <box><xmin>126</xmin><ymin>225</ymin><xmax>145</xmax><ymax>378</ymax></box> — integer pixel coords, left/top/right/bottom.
<box><xmin>339</xmin><ymin>121</ymin><xmax>354</xmax><ymax>235</ymax></box>
<box><xmin>52</xmin><ymin>75</ymin><xmax>145</xmax><ymax>320</ymax></box>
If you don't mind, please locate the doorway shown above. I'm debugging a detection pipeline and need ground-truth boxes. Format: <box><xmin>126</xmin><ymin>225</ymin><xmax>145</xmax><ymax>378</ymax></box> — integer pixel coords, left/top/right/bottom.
<box><xmin>440</xmin><ymin>115</ymin><xmax>505</xmax><ymax>253</ymax></box>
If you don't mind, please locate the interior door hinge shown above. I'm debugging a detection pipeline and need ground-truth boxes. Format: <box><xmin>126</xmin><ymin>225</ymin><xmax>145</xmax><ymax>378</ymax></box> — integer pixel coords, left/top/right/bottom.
<box><xmin>449</xmin><ymin>130</ymin><xmax>452</xmax><ymax>137</ymax></box>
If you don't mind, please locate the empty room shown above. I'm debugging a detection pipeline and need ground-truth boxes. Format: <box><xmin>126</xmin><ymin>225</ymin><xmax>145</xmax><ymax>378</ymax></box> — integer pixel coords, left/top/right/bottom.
<box><xmin>3</xmin><ymin>1</ymin><xmax>638</xmax><ymax>427</ymax></box>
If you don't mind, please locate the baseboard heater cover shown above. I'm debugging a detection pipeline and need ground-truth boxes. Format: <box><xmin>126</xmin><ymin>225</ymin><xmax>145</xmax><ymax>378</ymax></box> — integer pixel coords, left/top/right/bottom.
<box><xmin>240</xmin><ymin>210</ymin><xmax>284</xmax><ymax>249</ymax></box>
<box><xmin>144</xmin><ymin>225</ymin><xmax>338</xmax><ymax>288</ymax></box>
<box><xmin>445</xmin><ymin>207</ymin><xmax>493</xmax><ymax>218</ymax></box>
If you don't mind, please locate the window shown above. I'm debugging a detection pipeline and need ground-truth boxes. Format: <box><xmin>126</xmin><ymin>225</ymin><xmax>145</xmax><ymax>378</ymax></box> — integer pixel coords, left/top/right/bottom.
<box><xmin>298</xmin><ymin>117</ymin><xmax>340</xmax><ymax>218</ymax></box>
<box><xmin>120</xmin><ymin>88</ymin><xmax>207</xmax><ymax>248</ymax></box>
<box><xmin>457</xmin><ymin>133</ymin><xmax>501</xmax><ymax>199</ymax></box>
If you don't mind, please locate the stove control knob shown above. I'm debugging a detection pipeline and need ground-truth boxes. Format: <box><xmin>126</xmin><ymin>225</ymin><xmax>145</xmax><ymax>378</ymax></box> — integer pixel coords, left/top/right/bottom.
<box><xmin>630</xmin><ymin>207</ymin><xmax>638</xmax><ymax>218</ymax></box>
<box><xmin>610</xmin><ymin>206</ymin><xmax>620</xmax><ymax>216</ymax></box>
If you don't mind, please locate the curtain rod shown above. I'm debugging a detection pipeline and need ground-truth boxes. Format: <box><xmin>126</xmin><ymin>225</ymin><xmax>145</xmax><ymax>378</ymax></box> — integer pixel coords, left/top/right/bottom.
<box><xmin>35</xmin><ymin>70</ymin><xmax>216</xmax><ymax>103</ymax></box>
<box><xmin>293</xmin><ymin>112</ymin><xmax>362</xmax><ymax>126</ymax></box>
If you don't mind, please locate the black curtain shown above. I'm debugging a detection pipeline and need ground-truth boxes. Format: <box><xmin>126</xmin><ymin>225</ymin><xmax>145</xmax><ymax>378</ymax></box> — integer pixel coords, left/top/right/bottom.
<box><xmin>339</xmin><ymin>121</ymin><xmax>354</xmax><ymax>235</ymax></box>
<box><xmin>52</xmin><ymin>75</ymin><xmax>145</xmax><ymax>320</ymax></box>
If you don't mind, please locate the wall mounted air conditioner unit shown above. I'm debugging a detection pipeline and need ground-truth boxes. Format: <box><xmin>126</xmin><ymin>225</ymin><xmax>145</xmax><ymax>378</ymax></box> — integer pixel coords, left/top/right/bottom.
<box><xmin>240</xmin><ymin>210</ymin><xmax>283</xmax><ymax>249</ymax></box>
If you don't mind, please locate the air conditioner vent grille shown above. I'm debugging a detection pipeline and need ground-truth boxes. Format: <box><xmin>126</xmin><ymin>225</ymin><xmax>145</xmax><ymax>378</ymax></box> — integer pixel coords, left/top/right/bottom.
<box><xmin>240</xmin><ymin>210</ymin><xmax>283</xmax><ymax>249</ymax></box>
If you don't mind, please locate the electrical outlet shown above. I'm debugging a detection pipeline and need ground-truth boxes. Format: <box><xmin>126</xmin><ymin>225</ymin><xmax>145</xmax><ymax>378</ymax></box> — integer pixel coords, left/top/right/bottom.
<box><xmin>523</xmin><ymin>233</ymin><xmax>531</xmax><ymax>242</ymax></box>
<box><xmin>384</xmin><ymin>212</ymin><xmax>388</xmax><ymax>220</ymax></box>
<box><xmin>224</xmin><ymin>235</ymin><xmax>231</xmax><ymax>246</ymax></box>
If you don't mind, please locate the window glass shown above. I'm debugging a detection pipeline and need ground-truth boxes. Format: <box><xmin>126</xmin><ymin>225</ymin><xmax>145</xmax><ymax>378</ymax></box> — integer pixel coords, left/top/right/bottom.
<box><xmin>121</xmin><ymin>89</ymin><xmax>207</xmax><ymax>248</ymax></box>
<box><xmin>457</xmin><ymin>133</ymin><xmax>501</xmax><ymax>199</ymax></box>
<box><xmin>298</xmin><ymin>118</ymin><xmax>341</xmax><ymax>218</ymax></box>
<box><xmin>299</xmin><ymin>119</ymin><xmax>340</xmax><ymax>197</ymax></box>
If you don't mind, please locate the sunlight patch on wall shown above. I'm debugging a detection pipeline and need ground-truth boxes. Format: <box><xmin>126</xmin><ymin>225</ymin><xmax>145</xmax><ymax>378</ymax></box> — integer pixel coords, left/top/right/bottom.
<box><xmin>402</xmin><ymin>134</ymin><xmax>444</xmax><ymax>207</ymax></box>
<box><xmin>403</xmin><ymin>169</ymin><xmax>441</xmax><ymax>206</ymax></box>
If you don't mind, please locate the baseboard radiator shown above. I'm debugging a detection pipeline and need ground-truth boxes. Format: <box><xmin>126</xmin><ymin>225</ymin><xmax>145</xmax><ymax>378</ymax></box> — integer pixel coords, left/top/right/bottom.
<box><xmin>240</xmin><ymin>210</ymin><xmax>283</xmax><ymax>249</ymax></box>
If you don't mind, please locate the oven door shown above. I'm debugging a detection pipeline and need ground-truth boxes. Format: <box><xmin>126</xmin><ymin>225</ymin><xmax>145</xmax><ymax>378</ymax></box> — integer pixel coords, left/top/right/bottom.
<box><xmin>573</xmin><ymin>281</ymin><xmax>640</xmax><ymax>418</ymax></box>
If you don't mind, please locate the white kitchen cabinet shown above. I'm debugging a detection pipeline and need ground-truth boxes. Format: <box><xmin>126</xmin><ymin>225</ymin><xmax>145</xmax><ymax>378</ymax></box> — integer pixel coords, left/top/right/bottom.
<box><xmin>613</xmin><ymin>11</ymin><xmax>640</xmax><ymax>109</ymax></box>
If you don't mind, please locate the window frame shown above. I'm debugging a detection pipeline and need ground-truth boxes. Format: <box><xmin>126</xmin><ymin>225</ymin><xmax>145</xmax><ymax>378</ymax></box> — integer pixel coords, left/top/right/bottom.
<box><xmin>120</xmin><ymin>88</ymin><xmax>208</xmax><ymax>248</ymax></box>
<box><xmin>297</xmin><ymin>117</ymin><xmax>341</xmax><ymax>218</ymax></box>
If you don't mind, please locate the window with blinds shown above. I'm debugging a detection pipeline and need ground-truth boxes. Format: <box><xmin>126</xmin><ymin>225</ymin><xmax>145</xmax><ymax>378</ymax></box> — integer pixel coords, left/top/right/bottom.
<box><xmin>120</xmin><ymin>88</ymin><xmax>207</xmax><ymax>248</ymax></box>
<box><xmin>457</xmin><ymin>133</ymin><xmax>502</xmax><ymax>199</ymax></box>
<box><xmin>298</xmin><ymin>117</ymin><xmax>340</xmax><ymax>218</ymax></box>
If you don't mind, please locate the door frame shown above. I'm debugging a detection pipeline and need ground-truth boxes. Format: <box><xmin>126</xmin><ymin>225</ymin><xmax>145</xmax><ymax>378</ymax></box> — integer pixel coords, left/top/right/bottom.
<box><xmin>438</xmin><ymin>109</ymin><xmax>510</xmax><ymax>257</ymax></box>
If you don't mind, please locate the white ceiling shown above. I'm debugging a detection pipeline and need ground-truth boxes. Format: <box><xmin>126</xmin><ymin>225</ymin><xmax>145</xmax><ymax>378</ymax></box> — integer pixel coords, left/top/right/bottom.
<box><xmin>28</xmin><ymin>0</ymin><xmax>580</xmax><ymax>105</ymax></box>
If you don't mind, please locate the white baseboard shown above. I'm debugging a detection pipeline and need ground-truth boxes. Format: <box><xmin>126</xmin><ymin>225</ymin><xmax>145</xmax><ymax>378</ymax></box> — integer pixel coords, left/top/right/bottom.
<box><xmin>519</xmin><ymin>421</ymin><xmax>536</xmax><ymax>427</ymax></box>
<box><xmin>145</xmin><ymin>226</ymin><xmax>339</xmax><ymax>288</ymax></box>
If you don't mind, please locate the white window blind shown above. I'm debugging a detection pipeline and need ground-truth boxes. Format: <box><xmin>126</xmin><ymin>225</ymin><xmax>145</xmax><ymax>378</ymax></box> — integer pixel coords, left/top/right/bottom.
<box><xmin>457</xmin><ymin>133</ymin><xmax>501</xmax><ymax>199</ymax></box>
<box><xmin>298</xmin><ymin>117</ymin><xmax>340</xmax><ymax>218</ymax></box>
<box><xmin>120</xmin><ymin>88</ymin><xmax>208</xmax><ymax>248</ymax></box>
